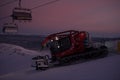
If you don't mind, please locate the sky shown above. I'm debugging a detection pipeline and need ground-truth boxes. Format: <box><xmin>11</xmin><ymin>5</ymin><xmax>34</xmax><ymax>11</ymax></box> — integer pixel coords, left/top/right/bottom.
<box><xmin>0</xmin><ymin>0</ymin><xmax>120</xmax><ymax>37</ymax></box>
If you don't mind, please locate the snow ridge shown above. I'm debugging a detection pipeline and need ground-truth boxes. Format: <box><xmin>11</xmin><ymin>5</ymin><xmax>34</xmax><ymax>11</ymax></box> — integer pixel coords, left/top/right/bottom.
<box><xmin>0</xmin><ymin>43</ymin><xmax>40</xmax><ymax>56</ymax></box>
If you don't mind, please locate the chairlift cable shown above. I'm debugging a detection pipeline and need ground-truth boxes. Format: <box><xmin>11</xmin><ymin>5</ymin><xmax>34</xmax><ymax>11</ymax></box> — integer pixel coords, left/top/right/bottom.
<box><xmin>0</xmin><ymin>0</ymin><xmax>18</xmax><ymax>8</ymax></box>
<box><xmin>31</xmin><ymin>0</ymin><xmax>59</xmax><ymax>10</ymax></box>
<box><xmin>0</xmin><ymin>15</ymin><xmax>11</xmax><ymax>21</ymax></box>
<box><xmin>0</xmin><ymin>0</ymin><xmax>18</xmax><ymax>21</ymax></box>
<box><xmin>0</xmin><ymin>0</ymin><xmax>60</xmax><ymax>21</ymax></box>
<box><xmin>19</xmin><ymin>0</ymin><xmax>21</xmax><ymax>8</ymax></box>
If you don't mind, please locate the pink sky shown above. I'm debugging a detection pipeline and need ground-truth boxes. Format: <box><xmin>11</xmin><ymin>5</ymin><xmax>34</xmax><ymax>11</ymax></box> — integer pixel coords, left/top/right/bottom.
<box><xmin>0</xmin><ymin>0</ymin><xmax>120</xmax><ymax>37</ymax></box>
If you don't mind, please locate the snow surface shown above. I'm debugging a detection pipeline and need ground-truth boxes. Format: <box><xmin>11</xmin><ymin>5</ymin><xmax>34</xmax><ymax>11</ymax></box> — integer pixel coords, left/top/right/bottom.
<box><xmin>0</xmin><ymin>43</ymin><xmax>120</xmax><ymax>80</ymax></box>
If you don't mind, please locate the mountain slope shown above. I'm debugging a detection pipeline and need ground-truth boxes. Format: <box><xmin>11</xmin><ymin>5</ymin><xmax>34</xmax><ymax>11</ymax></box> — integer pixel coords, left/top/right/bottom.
<box><xmin>0</xmin><ymin>43</ymin><xmax>120</xmax><ymax>80</ymax></box>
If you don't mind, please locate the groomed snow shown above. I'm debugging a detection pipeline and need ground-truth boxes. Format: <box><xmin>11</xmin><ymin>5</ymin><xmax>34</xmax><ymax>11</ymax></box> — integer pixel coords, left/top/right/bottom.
<box><xmin>0</xmin><ymin>43</ymin><xmax>120</xmax><ymax>80</ymax></box>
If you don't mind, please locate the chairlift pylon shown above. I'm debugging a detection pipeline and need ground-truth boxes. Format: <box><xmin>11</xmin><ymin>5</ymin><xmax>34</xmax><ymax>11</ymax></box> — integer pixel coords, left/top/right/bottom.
<box><xmin>2</xmin><ymin>23</ymin><xmax>18</xmax><ymax>33</ymax></box>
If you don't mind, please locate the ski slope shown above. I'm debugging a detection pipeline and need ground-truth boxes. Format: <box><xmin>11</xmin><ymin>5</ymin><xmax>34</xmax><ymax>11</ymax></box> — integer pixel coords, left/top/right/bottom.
<box><xmin>0</xmin><ymin>43</ymin><xmax>120</xmax><ymax>80</ymax></box>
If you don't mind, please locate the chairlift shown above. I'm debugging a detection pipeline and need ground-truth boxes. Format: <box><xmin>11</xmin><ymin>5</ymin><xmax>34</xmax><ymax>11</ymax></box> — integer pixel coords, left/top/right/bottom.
<box><xmin>12</xmin><ymin>7</ymin><xmax>32</xmax><ymax>21</ymax></box>
<box><xmin>3</xmin><ymin>23</ymin><xmax>18</xmax><ymax>33</ymax></box>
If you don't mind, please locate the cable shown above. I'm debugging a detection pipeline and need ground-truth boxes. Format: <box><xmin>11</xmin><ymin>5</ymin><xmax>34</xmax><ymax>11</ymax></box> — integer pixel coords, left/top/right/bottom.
<box><xmin>31</xmin><ymin>0</ymin><xmax>59</xmax><ymax>10</ymax></box>
<box><xmin>0</xmin><ymin>0</ymin><xmax>60</xmax><ymax>21</ymax></box>
<box><xmin>0</xmin><ymin>0</ymin><xmax>18</xmax><ymax>21</ymax></box>
<box><xmin>19</xmin><ymin>0</ymin><xmax>21</xmax><ymax>7</ymax></box>
<box><xmin>0</xmin><ymin>0</ymin><xmax>18</xmax><ymax>8</ymax></box>
<box><xmin>0</xmin><ymin>15</ymin><xmax>11</xmax><ymax>21</ymax></box>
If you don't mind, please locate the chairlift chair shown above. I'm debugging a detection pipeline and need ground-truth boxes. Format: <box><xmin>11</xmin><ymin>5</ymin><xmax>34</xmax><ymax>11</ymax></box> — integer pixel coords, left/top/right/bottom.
<box><xmin>3</xmin><ymin>23</ymin><xmax>18</xmax><ymax>33</ymax></box>
<box><xmin>12</xmin><ymin>7</ymin><xmax>32</xmax><ymax>21</ymax></box>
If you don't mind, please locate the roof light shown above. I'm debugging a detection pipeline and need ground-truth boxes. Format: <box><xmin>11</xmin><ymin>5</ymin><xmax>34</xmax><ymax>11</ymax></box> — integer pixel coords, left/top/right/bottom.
<box><xmin>55</xmin><ymin>36</ymin><xmax>59</xmax><ymax>40</ymax></box>
<box><xmin>57</xmin><ymin>46</ymin><xmax>60</xmax><ymax>48</ymax></box>
<box><xmin>51</xmin><ymin>40</ymin><xmax>53</xmax><ymax>42</ymax></box>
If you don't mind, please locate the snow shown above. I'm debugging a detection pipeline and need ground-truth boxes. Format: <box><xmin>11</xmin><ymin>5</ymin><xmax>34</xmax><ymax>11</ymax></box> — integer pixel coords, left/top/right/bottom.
<box><xmin>0</xmin><ymin>43</ymin><xmax>40</xmax><ymax>56</ymax></box>
<box><xmin>0</xmin><ymin>43</ymin><xmax>120</xmax><ymax>80</ymax></box>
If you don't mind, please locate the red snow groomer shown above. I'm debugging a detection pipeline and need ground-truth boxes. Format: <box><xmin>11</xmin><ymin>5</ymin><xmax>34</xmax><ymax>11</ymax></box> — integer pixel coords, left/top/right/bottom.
<box><xmin>33</xmin><ymin>30</ymin><xmax>108</xmax><ymax>70</ymax></box>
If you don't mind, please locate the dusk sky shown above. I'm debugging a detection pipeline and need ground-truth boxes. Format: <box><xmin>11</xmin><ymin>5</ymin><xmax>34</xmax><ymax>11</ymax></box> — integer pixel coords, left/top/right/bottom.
<box><xmin>0</xmin><ymin>0</ymin><xmax>120</xmax><ymax>37</ymax></box>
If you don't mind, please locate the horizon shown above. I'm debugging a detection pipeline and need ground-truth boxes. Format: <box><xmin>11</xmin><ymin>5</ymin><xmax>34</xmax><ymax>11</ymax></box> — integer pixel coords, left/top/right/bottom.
<box><xmin>0</xmin><ymin>32</ymin><xmax>120</xmax><ymax>38</ymax></box>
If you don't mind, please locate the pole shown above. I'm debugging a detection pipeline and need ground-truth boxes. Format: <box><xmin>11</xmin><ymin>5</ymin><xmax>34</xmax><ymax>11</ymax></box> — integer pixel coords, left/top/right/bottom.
<box><xmin>19</xmin><ymin>0</ymin><xmax>21</xmax><ymax>8</ymax></box>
